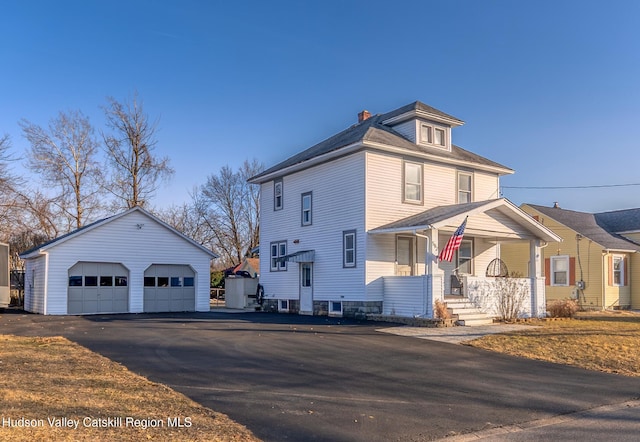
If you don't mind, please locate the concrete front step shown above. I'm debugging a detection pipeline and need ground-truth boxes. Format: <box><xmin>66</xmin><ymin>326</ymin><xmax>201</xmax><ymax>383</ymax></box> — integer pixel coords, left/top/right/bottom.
<box><xmin>444</xmin><ymin>296</ymin><xmax>494</xmax><ymax>326</ymax></box>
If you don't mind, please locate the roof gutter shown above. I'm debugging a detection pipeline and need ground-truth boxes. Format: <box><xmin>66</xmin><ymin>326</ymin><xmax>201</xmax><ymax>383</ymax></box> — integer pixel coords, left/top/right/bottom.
<box><xmin>248</xmin><ymin>141</ymin><xmax>364</xmax><ymax>184</ymax></box>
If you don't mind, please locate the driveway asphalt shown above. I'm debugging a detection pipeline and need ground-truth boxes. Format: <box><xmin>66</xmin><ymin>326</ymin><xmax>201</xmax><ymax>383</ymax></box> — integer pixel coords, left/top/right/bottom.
<box><xmin>1</xmin><ymin>309</ymin><xmax>639</xmax><ymax>441</ymax></box>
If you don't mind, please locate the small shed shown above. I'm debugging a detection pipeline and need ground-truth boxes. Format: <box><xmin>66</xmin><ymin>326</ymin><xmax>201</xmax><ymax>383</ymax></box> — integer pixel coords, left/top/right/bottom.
<box><xmin>20</xmin><ymin>207</ymin><xmax>218</xmax><ymax>315</ymax></box>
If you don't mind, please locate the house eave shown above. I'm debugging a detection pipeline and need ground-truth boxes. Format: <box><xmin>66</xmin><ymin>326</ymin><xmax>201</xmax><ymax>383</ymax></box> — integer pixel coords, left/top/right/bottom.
<box><xmin>248</xmin><ymin>141</ymin><xmax>364</xmax><ymax>184</ymax></box>
<box><xmin>364</xmin><ymin>141</ymin><xmax>514</xmax><ymax>176</ymax></box>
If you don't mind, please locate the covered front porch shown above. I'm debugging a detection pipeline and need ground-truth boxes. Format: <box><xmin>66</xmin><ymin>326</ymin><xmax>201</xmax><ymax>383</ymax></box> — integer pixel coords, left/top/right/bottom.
<box><xmin>368</xmin><ymin>199</ymin><xmax>560</xmax><ymax>321</ymax></box>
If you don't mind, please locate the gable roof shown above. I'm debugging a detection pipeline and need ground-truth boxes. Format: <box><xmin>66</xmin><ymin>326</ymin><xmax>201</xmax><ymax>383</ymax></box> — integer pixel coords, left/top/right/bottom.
<box><xmin>20</xmin><ymin>206</ymin><xmax>218</xmax><ymax>259</ymax></box>
<box><xmin>594</xmin><ymin>208</ymin><xmax>640</xmax><ymax>234</ymax></box>
<box><xmin>526</xmin><ymin>204</ymin><xmax>640</xmax><ymax>252</ymax></box>
<box><xmin>370</xmin><ymin>198</ymin><xmax>561</xmax><ymax>242</ymax></box>
<box><xmin>249</xmin><ymin>101</ymin><xmax>513</xmax><ymax>183</ymax></box>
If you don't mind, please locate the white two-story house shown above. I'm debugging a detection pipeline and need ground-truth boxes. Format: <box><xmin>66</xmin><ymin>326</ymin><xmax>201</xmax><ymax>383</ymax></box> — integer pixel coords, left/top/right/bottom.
<box><xmin>249</xmin><ymin>101</ymin><xmax>560</xmax><ymax>319</ymax></box>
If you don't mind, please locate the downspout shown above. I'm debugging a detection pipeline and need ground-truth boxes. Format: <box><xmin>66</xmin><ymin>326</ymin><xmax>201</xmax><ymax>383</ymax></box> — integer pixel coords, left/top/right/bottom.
<box><xmin>602</xmin><ymin>252</ymin><xmax>607</xmax><ymax>310</ymax></box>
<box><xmin>43</xmin><ymin>251</ymin><xmax>49</xmax><ymax>315</ymax></box>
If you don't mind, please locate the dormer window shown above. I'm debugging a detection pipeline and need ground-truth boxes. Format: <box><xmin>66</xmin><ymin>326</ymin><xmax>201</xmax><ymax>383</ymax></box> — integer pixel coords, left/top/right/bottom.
<box><xmin>419</xmin><ymin>123</ymin><xmax>448</xmax><ymax>149</ymax></box>
<box><xmin>420</xmin><ymin>125</ymin><xmax>432</xmax><ymax>144</ymax></box>
<box><xmin>434</xmin><ymin>128</ymin><xmax>445</xmax><ymax>146</ymax></box>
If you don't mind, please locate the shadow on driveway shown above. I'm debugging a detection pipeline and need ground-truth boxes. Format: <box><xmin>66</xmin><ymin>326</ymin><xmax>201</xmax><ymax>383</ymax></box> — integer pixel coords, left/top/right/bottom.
<box><xmin>2</xmin><ymin>309</ymin><xmax>640</xmax><ymax>441</ymax></box>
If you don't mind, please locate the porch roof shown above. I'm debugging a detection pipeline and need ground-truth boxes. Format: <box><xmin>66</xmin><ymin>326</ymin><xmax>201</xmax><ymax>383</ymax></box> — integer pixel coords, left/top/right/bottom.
<box><xmin>276</xmin><ymin>250</ymin><xmax>316</xmax><ymax>263</ymax></box>
<box><xmin>368</xmin><ymin>198</ymin><xmax>561</xmax><ymax>242</ymax></box>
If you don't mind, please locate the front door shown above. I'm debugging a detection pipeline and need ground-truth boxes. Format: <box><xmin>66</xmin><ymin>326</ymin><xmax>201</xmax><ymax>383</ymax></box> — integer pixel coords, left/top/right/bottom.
<box><xmin>299</xmin><ymin>262</ymin><xmax>313</xmax><ymax>315</ymax></box>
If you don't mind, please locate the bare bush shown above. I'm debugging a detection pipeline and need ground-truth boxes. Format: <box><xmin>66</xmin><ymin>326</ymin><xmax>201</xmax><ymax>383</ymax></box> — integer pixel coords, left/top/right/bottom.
<box><xmin>547</xmin><ymin>298</ymin><xmax>579</xmax><ymax>318</ymax></box>
<box><xmin>494</xmin><ymin>273</ymin><xmax>528</xmax><ymax>322</ymax></box>
<box><xmin>434</xmin><ymin>299</ymin><xmax>451</xmax><ymax>319</ymax></box>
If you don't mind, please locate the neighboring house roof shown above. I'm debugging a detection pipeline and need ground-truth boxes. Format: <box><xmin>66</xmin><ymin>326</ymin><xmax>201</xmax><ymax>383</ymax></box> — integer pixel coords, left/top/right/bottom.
<box><xmin>594</xmin><ymin>208</ymin><xmax>640</xmax><ymax>234</ymax></box>
<box><xmin>249</xmin><ymin>101</ymin><xmax>513</xmax><ymax>183</ymax></box>
<box><xmin>526</xmin><ymin>204</ymin><xmax>640</xmax><ymax>252</ymax></box>
<box><xmin>20</xmin><ymin>206</ymin><xmax>218</xmax><ymax>259</ymax></box>
<box><xmin>233</xmin><ymin>257</ymin><xmax>260</xmax><ymax>273</ymax></box>
<box><xmin>370</xmin><ymin>198</ymin><xmax>561</xmax><ymax>243</ymax></box>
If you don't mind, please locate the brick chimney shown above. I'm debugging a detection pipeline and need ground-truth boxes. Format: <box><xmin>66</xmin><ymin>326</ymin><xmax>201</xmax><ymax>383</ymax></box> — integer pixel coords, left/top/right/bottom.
<box><xmin>358</xmin><ymin>110</ymin><xmax>371</xmax><ymax>123</ymax></box>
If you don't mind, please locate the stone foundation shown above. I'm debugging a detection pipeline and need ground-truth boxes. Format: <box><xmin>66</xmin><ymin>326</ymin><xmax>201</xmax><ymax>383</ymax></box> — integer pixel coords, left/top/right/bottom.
<box><xmin>262</xmin><ymin>299</ymin><xmax>382</xmax><ymax>319</ymax></box>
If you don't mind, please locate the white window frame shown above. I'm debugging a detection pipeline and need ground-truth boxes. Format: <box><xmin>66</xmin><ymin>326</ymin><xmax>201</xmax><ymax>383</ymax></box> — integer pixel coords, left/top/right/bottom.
<box><xmin>455</xmin><ymin>239</ymin><xmax>473</xmax><ymax>275</ymax></box>
<box><xmin>270</xmin><ymin>240</ymin><xmax>287</xmax><ymax>272</ymax></box>
<box><xmin>301</xmin><ymin>192</ymin><xmax>312</xmax><ymax>226</ymax></box>
<box><xmin>329</xmin><ymin>301</ymin><xmax>343</xmax><ymax>316</ymax></box>
<box><xmin>278</xmin><ymin>299</ymin><xmax>289</xmax><ymax>312</ymax></box>
<box><xmin>274</xmin><ymin>179</ymin><xmax>283</xmax><ymax>211</ymax></box>
<box><xmin>612</xmin><ymin>255</ymin><xmax>624</xmax><ymax>286</ymax></box>
<box><xmin>419</xmin><ymin>123</ymin><xmax>448</xmax><ymax>149</ymax></box>
<box><xmin>457</xmin><ymin>171</ymin><xmax>473</xmax><ymax>204</ymax></box>
<box><xmin>403</xmin><ymin>161</ymin><xmax>423</xmax><ymax>204</ymax></box>
<box><xmin>343</xmin><ymin>230</ymin><xmax>356</xmax><ymax>268</ymax></box>
<box><xmin>550</xmin><ymin>255</ymin><xmax>569</xmax><ymax>286</ymax></box>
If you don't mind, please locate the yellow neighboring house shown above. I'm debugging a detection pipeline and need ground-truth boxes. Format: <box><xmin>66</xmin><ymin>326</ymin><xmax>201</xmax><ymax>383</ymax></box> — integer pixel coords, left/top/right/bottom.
<box><xmin>502</xmin><ymin>204</ymin><xmax>640</xmax><ymax>310</ymax></box>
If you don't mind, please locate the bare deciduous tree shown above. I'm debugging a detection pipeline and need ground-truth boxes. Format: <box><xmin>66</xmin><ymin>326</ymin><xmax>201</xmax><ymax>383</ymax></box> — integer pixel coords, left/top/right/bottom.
<box><xmin>102</xmin><ymin>92</ymin><xmax>173</xmax><ymax>209</ymax></box>
<box><xmin>20</xmin><ymin>111</ymin><xmax>103</xmax><ymax>231</ymax></box>
<box><xmin>196</xmin><ymin>160</ymin><xmax>263</xmax><ymax>267</ymax></box>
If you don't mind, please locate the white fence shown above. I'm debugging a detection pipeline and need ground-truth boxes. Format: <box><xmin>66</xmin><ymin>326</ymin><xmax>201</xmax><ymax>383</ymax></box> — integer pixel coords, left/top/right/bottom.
<box><xmin>382</xmin><ymin>275</ymin><xmax>443</xmax><ymax>318</ymax></box>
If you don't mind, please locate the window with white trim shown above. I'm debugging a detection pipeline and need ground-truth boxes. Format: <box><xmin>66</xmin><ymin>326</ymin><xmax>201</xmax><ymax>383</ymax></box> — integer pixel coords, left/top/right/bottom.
<box><xmin>612</xmin><ymin>255</ymin><xmax>624</xmax><ymax>286</ymax></box>
<box><xmin>343</xmin><ymin>230</ymin><xmax>356</xmax><ymax>268</ymax></box>
<box><xmin>551</xmin><ymin>255</ymin><xmax>569</xmax><ymax>286</ymax></box>
<box><xmin>455</xmin><ymin>240</ymin><xmax>473</xmax><ymax>274</ymax></box>
<box><xmin>329</xmin><ymin>301</ymin><xmax>343</xmax><ymax>316</ymax></box>
<box><xmin>457</xmin><ymin>172</ymin><xmax>472</xmax><ymax>203</ymax></box>
<box><xmin>301</xmin><ymin>192</ymin><xmax>312</xmax><ymax>226</ymax></box>
<box><xmin>270</xmin><ymin>241</ymin><xmax>287</xmax><ymax>271</ymax></box>
<box><xmin>274</xmin><ymin>179</ymin><xmax>283</xmax><ymax>211</ymax></box>
<box><xmin>403</xmin><ymin>161</ymin><xmax>423</xmax><ymax>204</ymax></box>
<box><xmin>434</xmin><ymin>128</ymin><xmax>445</xmax><ymax>146</ymax></box>
<box><xmin>279</xmin><ymin>299</ymin><xmax>289</xmax><ymax>312</ymax></box>
<box><xmin>419</xmin><ymin>123</ymin><xmax>448</xmax><ymax>148</ymax></box>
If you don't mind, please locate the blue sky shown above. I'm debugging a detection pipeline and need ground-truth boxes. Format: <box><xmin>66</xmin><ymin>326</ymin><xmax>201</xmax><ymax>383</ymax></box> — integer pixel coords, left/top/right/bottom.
<box><xmin>2</xmin><ymin>0</ymin><xmax>639</xmax><ymax>213</ymax></box>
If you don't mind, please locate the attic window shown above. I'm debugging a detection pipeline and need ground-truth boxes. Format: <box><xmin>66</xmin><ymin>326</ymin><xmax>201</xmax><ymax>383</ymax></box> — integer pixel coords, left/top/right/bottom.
<box><xmin>419</xmin><ymin>123</ymin><xmax>447</xmax><ymax>148</ymax></box>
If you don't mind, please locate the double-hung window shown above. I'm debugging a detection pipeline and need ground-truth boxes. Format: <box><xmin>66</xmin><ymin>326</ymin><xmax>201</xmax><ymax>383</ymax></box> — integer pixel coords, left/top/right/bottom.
<box><xmin>403</xmin><ymin>161</ymin><xmax>423</xmax><ymax>204</ymax></box>
<box><xmin>550</xmin><ymin>255</ymin><xmax>569</xmax><ymax>286</ymax></box>
<box><xmin>301</xmin><ymin>192</ymin><xmax>312</xmax><ymax>226</ymax></box>
<box><xmin>270</xmin><ymin>241</ymin><xmax>287</xmax><ymax>271</ymax></box>
<box><xmin>343</xmin><ymin>230</ymin><xmax>356</xmax><ymax>268</ymax></box>
<box><xmin>612</xmin><ymin>255</ymin><xmax>624</xmax><ymax>286</ymax></box>
<box><xmin>457</xmin><ymin>172</ymin><xmax>472</xmax><ymax>203</ymax></box>
<box><xmin>274</xmin><ymin>179</ymin><xmax>283</xmax><ymax>211</ymax></box>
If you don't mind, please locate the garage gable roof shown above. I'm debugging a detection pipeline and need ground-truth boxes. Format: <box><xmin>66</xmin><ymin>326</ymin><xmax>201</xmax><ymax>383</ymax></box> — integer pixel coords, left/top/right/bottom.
<box><xmin>20</xmin><ymin>207</ymin><xmax>218</xmax><ymax>259</ymax></box>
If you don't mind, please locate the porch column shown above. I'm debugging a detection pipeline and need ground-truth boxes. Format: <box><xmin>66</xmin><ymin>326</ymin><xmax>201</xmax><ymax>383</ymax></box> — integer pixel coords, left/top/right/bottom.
<box><xmin>529</xmin><ymin>239</ymin><xmax>544</xmax><ymax>317</ymax></box>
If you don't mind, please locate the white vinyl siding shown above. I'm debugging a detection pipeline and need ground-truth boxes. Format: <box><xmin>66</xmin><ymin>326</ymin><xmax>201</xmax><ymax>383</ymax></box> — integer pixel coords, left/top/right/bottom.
<box><xmin>259</xmin><ymin>153</ymin><xmax>366</xmax><ymax>302</ymax></box>
<box><xmin>23</xmin><ymin>210</ymin><xmax>213</xmax><ymax>315</ymax></box>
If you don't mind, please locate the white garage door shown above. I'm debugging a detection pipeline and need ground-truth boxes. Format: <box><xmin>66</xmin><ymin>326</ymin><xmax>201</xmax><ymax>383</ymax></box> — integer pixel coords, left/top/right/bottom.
<box><xmin>143</xmin><ymin>264</ymin><xmax>195</xmax><ymax>312</ymax></box>
<box><xmin>68</xmin><ymin>262</ymin><xmax>129</xmax><ymax>314</ymax></box>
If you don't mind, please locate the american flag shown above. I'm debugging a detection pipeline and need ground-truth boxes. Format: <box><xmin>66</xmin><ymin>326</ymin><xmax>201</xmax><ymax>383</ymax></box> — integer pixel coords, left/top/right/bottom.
<box><xmin>438</xmin><ymin>217</ymin><xmax>467</xmax><ymax>262</ymax></box>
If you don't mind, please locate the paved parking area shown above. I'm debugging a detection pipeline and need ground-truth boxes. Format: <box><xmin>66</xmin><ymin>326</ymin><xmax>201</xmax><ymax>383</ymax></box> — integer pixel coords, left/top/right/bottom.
<box><xmin>379</xmin><ymin>323</ymin><xmax>533</xmax><ymax>344</ymax></box>
<box><xmin>2</xmin><ymin>310</ymin><xmax>639</xmax><ymax>441</ymax></box>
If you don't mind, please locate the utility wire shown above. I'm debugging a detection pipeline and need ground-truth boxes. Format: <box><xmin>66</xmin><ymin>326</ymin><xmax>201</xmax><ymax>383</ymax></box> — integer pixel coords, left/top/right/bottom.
<box><xmin>501</xmin><ymin>183</ymin><xmax>640</xmax><ymax>190</ymax></box>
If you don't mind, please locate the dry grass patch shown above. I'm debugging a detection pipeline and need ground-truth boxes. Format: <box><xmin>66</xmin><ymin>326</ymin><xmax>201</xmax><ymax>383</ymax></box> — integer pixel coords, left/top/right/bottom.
<box><xmin>467</xmin><ymin>312</ymin><xmax>640</xmax><ymax>377</ymax></box>
<box><xmin>0</xmin><ymin>335</ymin><xmax>260</xmax><ymax>441</ymax></box>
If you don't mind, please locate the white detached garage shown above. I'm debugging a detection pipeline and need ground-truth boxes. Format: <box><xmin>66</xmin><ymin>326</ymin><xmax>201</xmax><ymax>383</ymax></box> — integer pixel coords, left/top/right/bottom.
<box><xmin>20</xmin><ymin>207</ymin><xmax>217</xmax><ymax>315</ymax></box>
